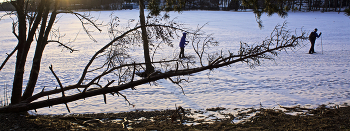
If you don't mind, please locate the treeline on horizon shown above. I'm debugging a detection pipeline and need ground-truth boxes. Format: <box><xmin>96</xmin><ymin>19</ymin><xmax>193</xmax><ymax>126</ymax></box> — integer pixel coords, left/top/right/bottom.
<box><xmin>0</xmin><ymin>0</ymin><xmax>349</xmax><ymax>12</ymax></box>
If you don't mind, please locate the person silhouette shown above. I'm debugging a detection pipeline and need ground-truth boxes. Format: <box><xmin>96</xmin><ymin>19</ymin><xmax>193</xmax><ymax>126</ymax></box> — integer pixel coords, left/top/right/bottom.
<box><xmin>179</xmin><ymin>32</ymin><xmax>189</xmax><ymax>58</ymax></box>
<box><xmin>309</xmin><ymin>28</ymin><xmax>322</xmax><ymax>54</ymax></box>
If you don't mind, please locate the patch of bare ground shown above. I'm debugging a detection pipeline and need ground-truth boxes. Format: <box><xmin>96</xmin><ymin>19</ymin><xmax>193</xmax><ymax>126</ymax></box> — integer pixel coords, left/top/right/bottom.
<box><xmin>1</xmin><ymin>105</ymin><xmax>350</xmax><ymax>131</ymax></box>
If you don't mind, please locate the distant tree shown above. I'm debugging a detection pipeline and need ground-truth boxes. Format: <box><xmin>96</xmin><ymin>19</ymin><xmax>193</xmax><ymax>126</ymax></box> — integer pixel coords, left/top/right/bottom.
<box><xmin>220</xmin><ymin>0</ymin><xmax>230</xmax><ymax>10</ymax></box>
<box><xmin>210</xmin><ymin>0</ymin><xmax>220</xmax><ymax>10</ymax></box>
<box><xmin>184</xmin><ymin>0</ymin><xmax>197</xmax><ymax>9</ymax></box>
<box><xmin>344</xmin><ymin>8</ymin><xmax>350</xmax><ymax>16</ymax></box>
<box><xmin>299</xmin><ymin>0</ymin><xmax>303</xmax><ymax>11</ymax></box>
<box><xmin>228</xmin><ymin>0</ymin><xmax>241</xmax><ymax>11</ymax></box>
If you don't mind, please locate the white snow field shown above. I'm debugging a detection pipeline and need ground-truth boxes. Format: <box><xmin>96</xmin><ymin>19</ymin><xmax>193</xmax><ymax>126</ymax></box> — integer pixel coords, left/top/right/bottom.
<box><xmin>0</xmin><ymin>10</ymin><xmax>349</xmax><ymax>115</ymax></box>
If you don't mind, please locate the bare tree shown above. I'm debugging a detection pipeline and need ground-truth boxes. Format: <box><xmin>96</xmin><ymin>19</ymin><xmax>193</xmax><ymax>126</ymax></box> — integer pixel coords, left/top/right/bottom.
<box><xmin>0</xmin><ymin>0</ymin><xmax>307</xmax><ymax>113</ymax></box>
<box><xmin>0</xmin><ymin>18</ymin><xmax>307</xmax><ymax>112</ymax></box>
<box><xmin>0</xmin><ymin>0</ymin><xmax>101</xmax><ymax>105</ymax></box>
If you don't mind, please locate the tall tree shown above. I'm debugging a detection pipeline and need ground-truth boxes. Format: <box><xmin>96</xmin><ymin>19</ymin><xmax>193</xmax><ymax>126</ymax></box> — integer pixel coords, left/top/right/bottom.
<box><xmin>1</xmin><ymin>0</ymin><xmax>100</xmax><ymax>105</ymax></box>
<box><xmin>138</xmin><ymin>0</ymin><xmax>186</xmax><ymax>76</ymax></box>
<box><xmin>139</xmin><ymin>0</ymin><xmax>155</xmax><ymax>75</ymax></box>
<box><xmin>22</xmin><ymin>0</ymin><xmax>59</xmax><ymax>100</ymax></box>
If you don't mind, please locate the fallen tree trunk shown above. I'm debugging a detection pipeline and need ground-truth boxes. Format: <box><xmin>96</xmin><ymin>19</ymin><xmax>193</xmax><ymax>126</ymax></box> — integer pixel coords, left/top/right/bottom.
<box><xmin>0</xmin><ymin>21</ymin><xmax>306</xmax><ymax>113</ymax></box>
<box><xmin>0</xmin><ymin>40</ymin><xmax>301</xmax><ymax>113</ymax></box>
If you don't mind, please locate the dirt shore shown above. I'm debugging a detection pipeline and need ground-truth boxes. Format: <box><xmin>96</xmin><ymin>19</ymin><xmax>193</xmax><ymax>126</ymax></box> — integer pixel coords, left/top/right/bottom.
<box><xmin>1</xmin><ymin>105</ymin><xmax>350</xmax><ymax>131</ymax></box>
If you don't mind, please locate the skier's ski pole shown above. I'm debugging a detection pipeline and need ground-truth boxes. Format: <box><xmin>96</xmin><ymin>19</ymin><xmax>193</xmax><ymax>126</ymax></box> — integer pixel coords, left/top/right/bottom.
<box><xmin>321</xmin><ymin>35</ymin><xmax>323</xmax><ymax>54</ymax></box>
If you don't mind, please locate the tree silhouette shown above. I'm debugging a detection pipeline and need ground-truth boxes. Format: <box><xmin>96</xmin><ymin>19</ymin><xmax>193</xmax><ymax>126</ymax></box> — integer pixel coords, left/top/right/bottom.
<box><xmin>0</xmin><ymin>0</ymin><xmax>307</xmax><ymax>113</ymax></box>
<box><xmin>0</xmin><ymin>0</ymin><xmax>101</xmax><ymax>105</ymax></box>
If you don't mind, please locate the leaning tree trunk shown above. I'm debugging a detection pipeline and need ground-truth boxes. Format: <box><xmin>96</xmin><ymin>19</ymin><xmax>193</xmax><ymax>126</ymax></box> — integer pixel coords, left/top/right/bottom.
<box><xmin>139</xmin><ymin>0</ymin><xmax>154</xmax><ymax>75</ymax></box>
<box><xmin>0</xmin><ymin>22</ymin><xmax>307</xmax><ymax>113</ymax></box>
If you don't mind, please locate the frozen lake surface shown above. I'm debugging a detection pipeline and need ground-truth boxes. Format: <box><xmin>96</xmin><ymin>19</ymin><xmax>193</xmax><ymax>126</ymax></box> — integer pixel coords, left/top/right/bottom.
<box><xmin>0</xmin><ymin>10</ymin><xmax>350</xmax><ymax>115</ymax></box>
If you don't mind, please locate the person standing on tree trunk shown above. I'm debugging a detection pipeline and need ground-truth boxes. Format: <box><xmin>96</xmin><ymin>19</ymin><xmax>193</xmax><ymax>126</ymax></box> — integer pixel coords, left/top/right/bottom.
<box><xmin>179</xmin><ymin>32</ymin><xmax>189</xmax><ymax>58</ymax></box>
<box><xmin>309</xmin><ymin>28</ymin><xmax>322</xmax><ymax>54</ymax></box>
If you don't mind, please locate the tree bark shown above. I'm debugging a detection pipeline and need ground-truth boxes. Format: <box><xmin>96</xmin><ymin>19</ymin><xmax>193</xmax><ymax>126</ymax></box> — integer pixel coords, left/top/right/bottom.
<box><xmin>11</xmin><ymin>0</ymin><xmax>28</xmax><ymax>105</ymax></box>
<box><xmin>139</xmin><ymin>0</ymin><xmax>154</xmax><ymax>75</ymax></box>
<box><xmin>22</xmin><ymin>0</ymin><xmax>59</xmax><ymax>100</ymax></box>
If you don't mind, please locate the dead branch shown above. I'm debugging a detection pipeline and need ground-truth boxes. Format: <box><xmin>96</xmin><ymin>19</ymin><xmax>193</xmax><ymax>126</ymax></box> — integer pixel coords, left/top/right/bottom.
<box><xmin>77</xmin><ymin>24</ymin><xmax>187</xmax><ymax>86</ymax></box>
<box><xmin>49</xmin><ymin>65</ymin><xmax>70</xmax><ymax>113</ymax></box>
<box><xmin>57</xmin><ymin>11</ymin><xmax>102</xmax><ymax>42</ymax></box>
<box><xmin>47</xmin><ymin>40</ymin><xmax>78</xmax><ymax>53</ymax></box>
<box><xmin>0</xmin><ymin>46</ymin><xmax>18</xmax><ymax>71</ymax></box>
<box><xmin>1</xmin><ymin>12</ymin><xmax>21</xmax><ymax>39</ymax></box>
<box><xmin>168</xmin><ymin>77</ymin><xmax>186</xmax><ymax>95</ymax></box>
<box><xmin>0</xmin><ymin>12</ymin><xmax>16</xmax><ymax>20</ymax></box>
<box><xmin>57</xmin><ymin>11</ymin><xmax>102</xmax><ymax>32</ymax></box>
<box><xmin>116</xmin><ymin>92</ymin><xmax>134</xmax><ymax>107</ymax></box>
<box><xmin>49</xmin><ymin>27</ymin><xmax>80</xmax><ymax>53</ymax></box>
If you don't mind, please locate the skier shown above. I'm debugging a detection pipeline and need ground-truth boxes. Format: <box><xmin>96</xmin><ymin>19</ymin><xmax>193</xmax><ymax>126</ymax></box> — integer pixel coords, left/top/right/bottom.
<box><xmin>309</xmin><ymin>28</ymin><xmax>322</xmax><ymax>54</ymax></box>
<box><xmin>179</xmin><ymin>32</ymin><xmax>189</xmax><ymax>58</ymax></box>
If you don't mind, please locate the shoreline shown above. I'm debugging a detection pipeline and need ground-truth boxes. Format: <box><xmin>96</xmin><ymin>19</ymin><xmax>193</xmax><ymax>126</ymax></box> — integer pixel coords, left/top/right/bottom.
<box><xmin>1</xmin><ymin>105</ymin><xmax>349</xmax><ymax>130</ymax></box>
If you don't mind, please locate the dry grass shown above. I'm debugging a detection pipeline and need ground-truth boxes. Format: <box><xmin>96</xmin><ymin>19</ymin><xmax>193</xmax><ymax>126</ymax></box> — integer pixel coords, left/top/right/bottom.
<box><xmin>1</xmin><ymin>105</ymin><xmax>350</xmax><ymax>131</ymax></box>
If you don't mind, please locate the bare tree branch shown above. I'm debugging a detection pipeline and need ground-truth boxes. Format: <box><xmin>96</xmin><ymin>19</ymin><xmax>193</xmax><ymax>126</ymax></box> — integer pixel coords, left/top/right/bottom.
<box><xmin>168</xmin><ymin>77</ymin><xmax>186</xmax><ymax>95</ymax></box>
<box><xmin>0</xmin><ymin>12</ymin><xmax>20</xmax><ymax>39</ymax></box>
<box><xmin>77</xmin><ymin>24</ymin><xmax>186</xmax><ymax>85</ymax></box>
<box><xmin>57</xmin><ymin>11</ymin><xmax>102</xmax><ymax>32</ymax></box>
<box><xmin>49</xmin><ymin>65</ymin><xmax>70</xmax><ymax>113</ymax></box>
<box><xmin>57</xmin><ymin>11</ymin><xmax>102</xmax><ymax>42</ymax></box>
<box><xmin>0</xmin><ymin>46</ymin><xmax>18</xmax><ymax>71</ymax></box>
<box><xmin>47</xmin><ymin>40</ymin><xmax>78</xmax><ymax>53</ymax></box>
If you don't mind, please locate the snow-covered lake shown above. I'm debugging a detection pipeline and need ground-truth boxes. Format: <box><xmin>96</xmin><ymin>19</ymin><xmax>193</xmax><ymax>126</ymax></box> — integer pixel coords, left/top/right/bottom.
<box><xmin>0</xmin><ymin>10</ymin><xmax>349</xmax><ymax>115</ymax></box>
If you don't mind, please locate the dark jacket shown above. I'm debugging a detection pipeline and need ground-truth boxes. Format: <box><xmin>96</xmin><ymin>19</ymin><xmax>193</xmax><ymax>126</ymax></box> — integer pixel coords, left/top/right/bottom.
<box><xmin>309</xmin><ymin>31</ymin><xmax>321</xmax><ymax>41</ymax></box>
<box><xmin>179</xmin><ymin>33</ymin><xmax>187</xmax><ymax>48</ymax></box>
